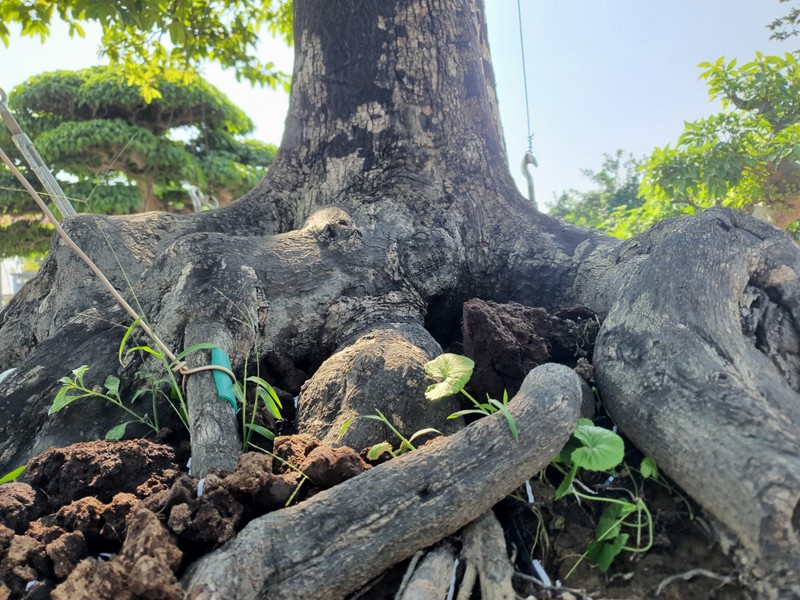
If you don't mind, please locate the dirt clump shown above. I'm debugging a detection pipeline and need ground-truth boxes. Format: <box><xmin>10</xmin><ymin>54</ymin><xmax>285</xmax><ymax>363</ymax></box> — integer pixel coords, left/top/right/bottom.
<box><xmin>461</xmin><ymin>299</ymin><xmax>598</xmax><ymax>399</ymax></box>
<box><xmin>24</xmin><ymin>440</ymin><xmax>178</xmax><ymax>509</ymax></box>
<box><xmin>52</xmin><ymin>505</ymin><xmax>182</xmax><ymax>600</ymax></box>
<box><xmin>221</xmin><ymin>452</ymin><xmax>300</xmax><ymax>512</ymax></box>
<box><xmin>0</xmin><ymin>485</ymin><xmax>43</xmax><ymax>534</ymax></box>
<box><xmin>298</xmin><ymin>445</ymin><xmax>369</xmax><ymax>489</ymax></box>
<box><xmin>45</xmin><ymin>532</ymin><xmax>87</xmax><ymax>580</ymax></box>
<box><xmin>166</xmin><ymin>477</ymin><xmax>243</xmax><ymax>550</ymax></box>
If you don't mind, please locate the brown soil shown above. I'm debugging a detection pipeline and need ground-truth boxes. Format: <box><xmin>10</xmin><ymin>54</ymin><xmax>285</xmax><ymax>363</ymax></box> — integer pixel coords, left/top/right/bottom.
<box><xmin>0</xmin><ymin>302</ymin><xmax>753</xmax><ymax>599</ymax></box>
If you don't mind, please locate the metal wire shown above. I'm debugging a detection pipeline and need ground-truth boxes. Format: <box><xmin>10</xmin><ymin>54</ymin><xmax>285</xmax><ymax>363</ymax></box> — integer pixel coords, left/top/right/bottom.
<box><xmin>517</xmin><ymin>0</ymin><xmax>533</xmax><ymax>152</ymax></box>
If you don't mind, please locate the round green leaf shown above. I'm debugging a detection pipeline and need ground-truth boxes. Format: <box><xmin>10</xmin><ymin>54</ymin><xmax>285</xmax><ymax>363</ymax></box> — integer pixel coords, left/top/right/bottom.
<box><xmin>570</xmin><ymin>425</ymin><xmax>625</xmax><ymax>471</ymax></box>
<box><xmin>424</xmin><ymin>354</ymin><xmax>474</xmax><ymax>400</ymax></box>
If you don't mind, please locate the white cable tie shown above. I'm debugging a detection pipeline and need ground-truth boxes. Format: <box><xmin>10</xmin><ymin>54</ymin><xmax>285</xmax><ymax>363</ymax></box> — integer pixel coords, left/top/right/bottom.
<box><xmin>445</xmin><ymin>558</ymin><xmax>459</xmax><ymax>600</ymax></box>
<box><xmin>532</xmin><ymin>559</ymin><xmax>551</xmax><ymax>587</ymax></box>
<box><xmin>524</xmin><ymin>480</ymin><xmax>535</xmax><ymax>504</ymax></box>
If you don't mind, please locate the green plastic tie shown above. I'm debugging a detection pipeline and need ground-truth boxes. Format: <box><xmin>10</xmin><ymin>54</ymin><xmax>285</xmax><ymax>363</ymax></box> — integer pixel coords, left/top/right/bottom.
<box><xmin>211</xmin><ymin>347</ymin><xmax>238</xmax><ymax>412</ymax></box>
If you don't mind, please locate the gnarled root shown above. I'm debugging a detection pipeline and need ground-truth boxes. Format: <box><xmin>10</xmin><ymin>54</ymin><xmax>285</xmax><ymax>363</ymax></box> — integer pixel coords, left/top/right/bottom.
<box><xmin>594</xmin><ymin>209</ymin><xmax>800</xmax><ymax>596</ymax></box>
<box><xmin>182</xmin><ymin>363</ymin><xmax>583</xmax><ymax>599</ymax></box>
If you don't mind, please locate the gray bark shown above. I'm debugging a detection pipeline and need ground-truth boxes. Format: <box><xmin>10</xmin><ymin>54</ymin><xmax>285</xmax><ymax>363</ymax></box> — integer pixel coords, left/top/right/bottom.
<box><xmin>182</xmin><ymin>363</ymin><xmax>583</xmax><ymax>599</ymax></box>
<box><xmin>458</xmin><ymin>511</ymin><xmax>516</xmax><ymax>600</ymax></box>
<box><xmin>594</xmin><ymin>209</ymin><xmax>800</xmax><ymax>596</ymax></box>
<box><xmin>300</xmin><ymin>323</ymin><xmax>461</xmax><ymax>450</ymax></box>
<box><xmin>398</xmin><ymin>543</ymin><xmax>457</xmax><ymax>600</ymax></box>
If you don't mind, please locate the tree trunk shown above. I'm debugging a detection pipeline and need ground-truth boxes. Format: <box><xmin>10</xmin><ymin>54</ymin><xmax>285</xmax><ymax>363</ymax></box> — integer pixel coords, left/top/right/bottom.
<box><xmin>1</xmin><ymin>0</ymin><xmax>799</xmax><ymax>596</ymax></box>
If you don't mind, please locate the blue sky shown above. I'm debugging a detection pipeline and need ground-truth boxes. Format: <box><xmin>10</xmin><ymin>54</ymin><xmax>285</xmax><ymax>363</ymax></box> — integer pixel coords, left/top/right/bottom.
<box><xmin>487</xmin><ymin>0</ymin><xmax>790</xmax><ymax>205</ymax></box>
<box><xmin>0</xmin><ymin>1</ymin><xmax>794</xmax><ymax>207</ymax></box>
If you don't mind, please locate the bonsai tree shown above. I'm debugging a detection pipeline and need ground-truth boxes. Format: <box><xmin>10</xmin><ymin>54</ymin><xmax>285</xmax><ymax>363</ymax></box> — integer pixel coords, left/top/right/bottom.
<box><xmin>0</xmin><ymin>66</ymin><xmax>276</xmax><ymax>257</ymax></box>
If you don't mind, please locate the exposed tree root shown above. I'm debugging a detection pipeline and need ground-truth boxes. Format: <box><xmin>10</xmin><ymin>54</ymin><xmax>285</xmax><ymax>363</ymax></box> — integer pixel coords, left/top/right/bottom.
<box><xmin>182</xmin><ymin>363</ymin><xmax>583</xmax><ymax>599</ymax></box>
<box><xmin>458</xmin><ymin>510</ymin><xmax>515</xmax><ymax>600</ymax></box>
<box><xmin>595</xmin><ymin>209</ymin><xmax>800</xmax><ymax>596</ymax></box>
<box><xmin>397</xmin><ymin>542</ymin><xmax>457</xmax><ymax>600</ymax></box>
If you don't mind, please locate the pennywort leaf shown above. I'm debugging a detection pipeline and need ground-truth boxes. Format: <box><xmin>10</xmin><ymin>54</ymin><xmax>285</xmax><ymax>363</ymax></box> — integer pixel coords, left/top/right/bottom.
<box><xmin>586</xmin><ymin>532</ymin><xmax>630</xmax><ymax>573</ymax></box>
<box><xmin>424</xmin><ymin>354</ymin><xmax>474</xmax><ymax>400</ymax></box>
<box><xmin>571</xmin><ymin>424</ymin><xmax>625</xmax><ymax>471</ymax></box>
<box><xmin>640</xmin><ymin>456</ymin><xmax>659</xmax><ymax>479</ymax></box>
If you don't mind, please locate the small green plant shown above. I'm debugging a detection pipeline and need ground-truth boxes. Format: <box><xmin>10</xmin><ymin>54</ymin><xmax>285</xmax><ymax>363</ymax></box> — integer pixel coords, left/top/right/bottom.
<box><xmin>424</xmin><ymin>353</ymin><xmax>519</xmax><ymax>442</ymax></box>
<box><xmin>51</xmin><ymin>317</ymin><xmax>282</xmax><ymax>446</ymax></box>
<box><xmin>338</xmin><ymin>409</ymin><xmax>441</xmax><ymax>460</ymax></box>
<box><xmin>50</xmin><ymin>365</ymin><xmax>160</xmax><ymax>439</ymax></box>
<box><xmin>0</xmin><ymin>465</ymin><xmax>26</xmax><ymax>484</ymax></box>
<box><xmin>234</xmin><ymin>375</ymin><xmax>283</xmax><ymax>451</ymax></box>
<box><xmin>552</xmin><ymin>418</ymin><xmax>655</xmax><ymax>576</ymax></box>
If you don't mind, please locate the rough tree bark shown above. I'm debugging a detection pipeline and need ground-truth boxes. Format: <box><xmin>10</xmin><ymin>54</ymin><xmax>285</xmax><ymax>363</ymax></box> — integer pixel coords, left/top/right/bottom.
<box><xmin>0</xmin><ymin>0</ymin><xmax>798</xmax><ymax>596</ymax></box>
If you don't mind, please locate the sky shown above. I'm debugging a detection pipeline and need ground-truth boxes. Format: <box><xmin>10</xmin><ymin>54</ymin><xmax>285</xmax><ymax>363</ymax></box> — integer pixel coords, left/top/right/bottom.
<box><xmin>0</xmin><ymin>1</ymin><xmax>794</xmax><ymax>209</ymax></box>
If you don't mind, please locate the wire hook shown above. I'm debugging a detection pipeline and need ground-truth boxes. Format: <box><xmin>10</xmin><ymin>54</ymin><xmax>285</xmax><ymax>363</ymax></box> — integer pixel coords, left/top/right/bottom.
<box><xmin>521</xmin><ymin>151</ymin><xmax>538</xmax><ymax>210</ymax></box>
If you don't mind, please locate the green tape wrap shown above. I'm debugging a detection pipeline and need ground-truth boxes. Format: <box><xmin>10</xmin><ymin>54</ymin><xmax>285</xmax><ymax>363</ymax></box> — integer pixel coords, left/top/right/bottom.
<box><xmin>211</xmin><ymin>347</ymin><xmax>238</xmax><ymax>412</ymax></box>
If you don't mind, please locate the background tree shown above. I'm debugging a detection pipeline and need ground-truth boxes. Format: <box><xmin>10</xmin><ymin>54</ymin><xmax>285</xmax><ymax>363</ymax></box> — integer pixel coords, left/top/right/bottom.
<box><xmin>548</xmin><ymin>150</ymin><xmax>644</xmax><ymax>236</ymax></box>
<box><xmin>0</xmin><ymin>66</ymin><xmax>276</xmax><ymax>258</ymax></box>
<box><xmin>0</xmin><ymin>0</ymin><xmax>292</xmax><ymax>101</ymax></box>
<box><xmin>768</xmin><ymin>0</ymin><xmax>800</xmax><ymax>44</ymax></box>
<box><xmin>596</xmin><ymin>52</ymin><xmax>800</xmax><ymax>239</ymax></box>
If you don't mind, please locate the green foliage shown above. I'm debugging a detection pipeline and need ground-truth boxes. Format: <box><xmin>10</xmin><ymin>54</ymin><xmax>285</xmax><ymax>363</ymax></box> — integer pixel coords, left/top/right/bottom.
<box><xmin>768</xmin><ymin>0</ymin><xmax>800</xmax><ymax>44</ymax></box>
<box><xmin>1</xmin><ymin>66</ymin><xmax>276</xmax><ymax>257</ymax></box>
<box><xmin>554</xmin><ymin>418</ymin><xmax>625</xmax><ymax>500</ymax></box>
<box><xmin>424</xmin><ymin>353</ymin><xmax>519</xmax><ymax>442</ymax></box>
<box><xmin>235</xmin><ymin>374</ymin><xmax>284</xmax><ymax>452</ymax></box>
<box><xmin>549</xmin><ymin>151</ymin><xmax>645</xmax><ymax>236</ymax></box>
<box><xmin>626</xmin><ymin>53</ymin><xmax>800</xmax><ymax>236</ymax></box>
<box><xmin>50</xmin><ymin>364</ymin><xmax>160</xmax><ymax>439</ymax></box>
<box><xmin>0</xmin><ymin>0</ymin><xmax>292</xmax><ymax>100</ymax></box>
<box><xmin>50</xmin><ymin>318</ymin><xmax>282</xmax><ymax>449</ymax></box>
<box><xmin>423</xmin><ymin>353</ymin><xmax>475</xmax><ymax>400</ymax></box>
<box><xmin>552</xmin><ymin>419</ymin><xmax>654</xmax><ymax>575</ymax></box>
<box><xmin>0</xmin><ymin>218</ymin><xmax>53</xmax><ymax>259</ymax></box>
<box><xmin>639</xmin><ymin>456</ymin><xmax>659</xmax><ymax>479</ymax></box>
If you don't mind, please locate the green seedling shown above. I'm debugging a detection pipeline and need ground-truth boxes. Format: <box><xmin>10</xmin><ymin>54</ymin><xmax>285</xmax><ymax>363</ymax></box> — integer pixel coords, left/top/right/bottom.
<box><xmin>234</xmin><ymin>375</ymin><xmax>283</xmax><ymax>451</ymax></box>
<box><xmin>51</xmin><ymin>365</ymin><xmax>159</xmax><ymax>440</ymax></box>
<box><xmin>424</xmin><ymin>353</ymin><xmax>519</xmax><ymax>442</ymax></box>
<box><xmin>0</xmin><ymin>465</ymin><xmax>26</xmax><ymax>484</ymax></box>
<box><xmin>51</xmin><ymin>321</ymin><xmax>215</xmax><ymax>439</ymax></box>
<box><xmin>553</xmin><ymin>418</ymin><xmax>625</xmax><ymax>499</ymax></box>
<box><xmin>52</xmin><ymin>315</ymin><xmax>282</xmax><ymax>447</ymax></box>
<box><xmin>339</xmin><ymin>409</ymin><xmax>441</xmax><ymax>460</ymax></box>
